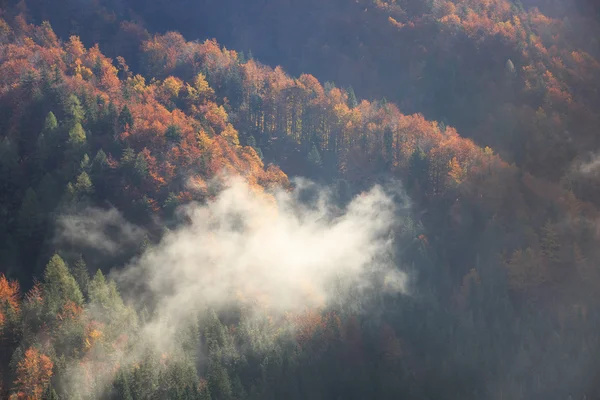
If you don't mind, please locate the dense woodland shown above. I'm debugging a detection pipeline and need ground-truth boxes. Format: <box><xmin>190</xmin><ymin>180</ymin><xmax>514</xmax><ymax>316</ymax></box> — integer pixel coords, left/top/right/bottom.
<box><xmin>0</xmin><ymin>0</ymin><xmax>600</xmax><ymax>399</ymax></box>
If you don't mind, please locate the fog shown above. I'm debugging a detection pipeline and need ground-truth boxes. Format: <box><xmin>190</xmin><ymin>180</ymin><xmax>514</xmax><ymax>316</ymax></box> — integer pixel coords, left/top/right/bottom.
<box><xmin>57</xmin><ymin>176</ymin><xmax>409</xmax><ymax>397</ymax></box>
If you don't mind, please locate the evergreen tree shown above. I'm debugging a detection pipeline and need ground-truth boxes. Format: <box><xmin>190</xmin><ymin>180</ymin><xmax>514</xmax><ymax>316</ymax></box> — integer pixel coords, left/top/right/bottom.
<box><xmin>71</xmin><ymin>255</ymin><xmax>90</xmax><ymax>299</ymax></box>
<box><xmin>43</xmin><ymin>254</ymin><xmax>84</xmax><ymax>315</ymax></box>
<box><xmin>64</xmin><ymin>123</ymin><xmax>88</xmax><ymax>180</ymax></box>
<box><xmin>307</xmin><ymin>145</ymin><xmax>322</xmax><ymax>167</ymax></box>
<box><xmin>68</xmin><ymin>123</ymin><xmax>86</xmax><ymax>147</ymax></box>
<box><xmin>207</xmin><ymin>356</ymin><xmax>233</xmax><ymax>400</ymax></box>
<box><xmin>166</xmin><ymin>124</ymin><xmax>183</xmax><ymax>144</ymax></box>
<box><xmin>65</xmin><ymin>94</ymin><xmax>84</xmax><ymax>125</ymax></box>
<box><xmin>44</xmin><ymin>111</ymin><xmax>59</xmax><ymax>133</ymax></box>
<box><xmin>74</xmin><ymin>171</ymin><xmax>94</xmax><ymax>198</ymax></box>
<box><xmin>118</xmin><ymin>105</ymin><xmax>134</xmax><ymax>132</ymax></box>
<box><xmin>92</xmin><ymin>149</ymin><xmax>108</xmax><ymax>173</ymax></box>
<box><xmin>42</xmin><ymin>383</ymin><xmax>60</xmax><ymax>400</ymax></box>
<box><xmin>347</xmin><ymin>86</ymin><xmax>358</xmax><ymax>108</ymax></box>
<box><xmin>505</xmin><ymin>58</ymin><xmax>516</xmax><ymax>78</ymax></box>
<box><xmin>383</xmin><ymin>127</ymin><xmax>393</xmax><ymax>165</ymax></box>
<box><xmin>80</xmin><ymin>153</ymin><xmax>91</xmax><ymax>171</ymax></box>
<box><xmin>37</xmin><ymin>112</ymin><xmax>59</xmax><ymax>168</ymax></box>
<box><xmin>163</xmin><ymin>192</ymin><xmax>180</xmax><ymax>217</ymax></box>
<box><xmin>112</xmin><ymin>369</ymin><xmax>133</xmax><ymax>400</ymax></box>
<box><xmin>198</xmin><ymin>385</ymin><xmax>212</xmax><ymax>400</ymax></box>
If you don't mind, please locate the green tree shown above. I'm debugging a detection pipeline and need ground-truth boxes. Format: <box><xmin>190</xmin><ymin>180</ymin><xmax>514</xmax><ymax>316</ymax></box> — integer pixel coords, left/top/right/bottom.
<box><xmin>42</xmin><ymin>382</ymin><xmax>60</xmax><ymax>399</ymax></box>
<box><xmin>505</xmin><ymin>59</ymin><xmax>516</xmax><ymax>78</ymax></box>
<box><xmin>70</xmin><ymin>255</ymin><xmax>90</xmax><ymax>299</ymax></box>
<box><xmin>65</xmin><ymin>94</ymin><xmax>84</xmax><ymax>125</ymax></box>
<box><xmin>207</xmin><ymin>356</ymin><xmax>233</xmax><ymax>400</ymax></box>
<box><xmin>68</xmin><ymin>123</ymin><xmax>86</xmax><ymax>147</ymax></box>
<box><xmin>166</xmin><ymin>124</ymin><xmax>183</xmax><ymax>144</ymax></box>
<box><xmin>87</xmin><ymin>270</ymin><xmax>135</xmax><ymax>337</ymax></box>
<box><xmin>163</xmin><ymin>192</ymin><xmax>180</xmax><ymax>217</ymax></box>
<box><xmin>74</xmin><ymin>171</ymin><xmax>94</xmax><ymax>197</ymax></box>
<box><xmin>80</xmin><ymin>153</ymin><xmax>91</xmax><ymax>171</ymax></box>
<box><xmin>198</xmin><ymin>385</ymin><xmax>212</xmax><ymax>400</ymax></box>
<box><xmin>64</xmin><ymin>123</ymin><xmax>88</xmax><ymax>180</ymax></box>
<box><xmin>121</xmin><ymin>147</ymin><xmax>135</xmax><ymax>166</ymax></box>
<box><xmin>307</xmin><ymin>145</ymin><xmax>322</xmax><ymax>167</ymax></box>
<box><xmin>112</xmin><ymin>369</ymin><xmax>133</xmax><ymax>400</ymax></box>
<box><xmin>43</xmin><ymin>254</ymin><xmax>84</xmax><ymax>316</ymax></box>
<box><xmin>383</xmin><ymin>127</ymin><xmax>393</xmax><ymax>165</ymax></box>
<box><xmin>37</xmin><ymin>112</ymin><xmax>59</xmax><ymax>167</ymax></box>
<box><xmin>347</xmin><ymin>86</ymin><xmax>358</xmax><ymax>108</ymax></box>
<box><xmin>118</xmin><ymin>105</ymin><xmax>134</xmax><ymax>132</ymax></box>
<box><xmin>44</xmin><ymin>111</ymin><xmax>59</xmax><ymax>133</ymax></box>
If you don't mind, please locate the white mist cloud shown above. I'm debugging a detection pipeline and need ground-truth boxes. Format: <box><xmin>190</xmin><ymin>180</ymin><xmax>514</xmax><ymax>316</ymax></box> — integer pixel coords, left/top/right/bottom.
<box><xmin>579</xmin><ymin>155</ymin><xmax>600</xmax><ymax>175</ymax></box>
<box><xmin>58</xmin><ymin>176</ymin><xmax>408</xmax><ymax>397</ymax></box>
<box><xmin>115</xmin><ymin>176</ymin><xmax>405</xmax><ymax>347</ymax></box>
<box><xmin>55</xmin><ymin>207</ymin><xmax>146</xmax><ymax>254</ymax></box>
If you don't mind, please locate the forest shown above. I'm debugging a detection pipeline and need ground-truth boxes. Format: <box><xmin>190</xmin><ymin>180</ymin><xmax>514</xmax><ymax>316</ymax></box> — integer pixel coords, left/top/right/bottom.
<box><xmin>0</xmin><ymin>0</ymin><xmax>599</xmax><ymax>399</ymax></box>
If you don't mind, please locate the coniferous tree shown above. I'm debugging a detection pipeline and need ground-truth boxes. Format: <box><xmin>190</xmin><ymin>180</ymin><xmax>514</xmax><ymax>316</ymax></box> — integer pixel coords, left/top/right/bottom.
<box><xmin>307</xmin><ymin>145</ymin><xmax>322</xmax><ymax>168</ymax></box>
<box><xmin>70</xmin><ymin>256</ymin><xmax>89</xmax><ymax>299</ymax></box>
<box><xmin>74</xmin><ymin>171</ymin><xmax>94</xmax><ymax>199</ymax></box>
<box><xmin>347</xmin><ymin>86</ymin><xmax>358</xmax><ymax>108</ymax></box>
<box><xmin>207</xmin><ymin>356</ymin><xmax>233</xmax><ymax>400</ymax></box>
<box><xmin>118</xmin><ymin>105</ymin><xmax>134</xmax><ymax>132</ymax></box>
<box><xmin>37</xmin><ymin>112</ymin><xmax>59</xmax><ymax>168</ymax></box>
<box><xmin>112</xmin><ymin>369</ymin><xmax>133</xmax><ymax>400</ymax></box>
<box><xmin>42</xmin><ymin>383</ymin><xmax>59</xmax><ymax>399</ymax></box>
<box><xmin>42</xmin><ymin>254</ymin><xmax>83</xmax><ymax>316</ymax></box>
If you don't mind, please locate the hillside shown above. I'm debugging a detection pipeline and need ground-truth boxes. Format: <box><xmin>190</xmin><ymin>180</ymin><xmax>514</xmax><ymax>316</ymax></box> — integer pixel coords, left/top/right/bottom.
<box><xmin>7</xmin><ymin>0</ymin><xmax>600</xmax><ymax>184</ymax></box>
<box><xmin>0</xmin><ymin>2</ymin><xmax>599</xmax><ymax>400</ymax></box>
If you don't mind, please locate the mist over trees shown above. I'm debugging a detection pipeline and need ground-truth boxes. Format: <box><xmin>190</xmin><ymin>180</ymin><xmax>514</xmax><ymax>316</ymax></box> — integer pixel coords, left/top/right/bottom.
<box><xmin>0</xmin><ymin>0</ymin><xmax>599</xmax><ymax>399</ymax></box>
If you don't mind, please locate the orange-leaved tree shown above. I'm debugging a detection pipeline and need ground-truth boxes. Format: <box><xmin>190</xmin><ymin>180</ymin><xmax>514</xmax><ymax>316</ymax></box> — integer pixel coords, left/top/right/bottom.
<box><xmin>12</xmin><ymin>347</ymin><xmax>53</xmax><ymax>400</ymax></box>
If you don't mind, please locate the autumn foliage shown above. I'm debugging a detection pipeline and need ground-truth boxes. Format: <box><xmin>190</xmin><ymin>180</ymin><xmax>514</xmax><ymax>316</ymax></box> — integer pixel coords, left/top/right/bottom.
<box><xmin>12</xmin><ymin>348</ymin><xmax>53</xmax><ymax>400</ymax></box>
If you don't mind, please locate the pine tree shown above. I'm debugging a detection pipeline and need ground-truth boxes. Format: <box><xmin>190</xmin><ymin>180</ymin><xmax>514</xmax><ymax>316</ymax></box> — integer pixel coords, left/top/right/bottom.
<box><xmin>346</xmin><ymin>86</ymin><xmax>358</xmax><ymax>108</ymax></box>
<box><xmin>207</xmin><ymin>356</ymin><xmax>233</xmax><ymax>400</ymax></box>
<box><xmin>118</xmin><ymin>105</ymin><xmax>134</xmax><ymax>132</ymax></box>
<box><xmin>65</xmin><ymin>94</ymin><xmax>84</xmax><ymax>125</ymax></box>
<box><xmin>92</xmin><ymin>149</ymin><xmax>108</xmax><ymax>174</ymax></box>
<box><xmin>43</xmin><ymin>254</ymin><xmax>84</xmax><ymax>315</ymax></box>
<box><xmin>68</xmin><ymin>123</ymin><xmax>86</xmax><ymax>147</ymax></box>
<box><xmin>198</xmin><ymin>385</ymin><xmax>212</xmax><ymax>400</ymax></box>
<box><xmin>71</xmin><ymin>255</ymin><xmax>90</xmax><ymax>299</ymax></box>
<box><xmin>112</xmin><ymin>369</ymin><xmax>133</xmax><ymax>400</ymax></box>
<box><xmin>505</xmin><ymin>59</ymin><xmax>516</xmax><ymax>78</ymax></box>
<box><xmin>74</xmin><ymin>171</ymin><xmax>94</xmax><ymax>197</ymax></box>
<box><xmin>44</xmin><ymin>111</ymin><xmax>59</xmax><ymax>133</ymax></box>
<box><xmin>42</xmin><ymin>383</ymin><xmax>59</xmax><ymax>399</ymax></box>
<box><xmin>166</xmin><ymin>124</ymin><xmax>183</xmax><ymax>144</ymax></box>
<box><xmin>37</xmin><ymin>112</ymin><xmax>58</xmax><ymax>168</ymax></box>
<box><xmin>383</xmin><ymin>127</ymin><xmax>393</xmax><ymax>165</ymax></box>
<box><xmin>80</xmin><ymin>153</ymin><xmax>91</xmax><ymax>171</ymax></box>
<box><xmin>307</xmin><ymin>145</ymin><xmax>322</xmax><ymax>167</ymax></box>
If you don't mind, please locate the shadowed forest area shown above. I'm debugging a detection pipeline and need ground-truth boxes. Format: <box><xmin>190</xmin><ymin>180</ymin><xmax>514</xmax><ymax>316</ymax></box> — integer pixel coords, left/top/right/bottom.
<box><xmin>0</xmin><ymin>0</ymin><xmax>599</xmax><ymax>399</ymax></box>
